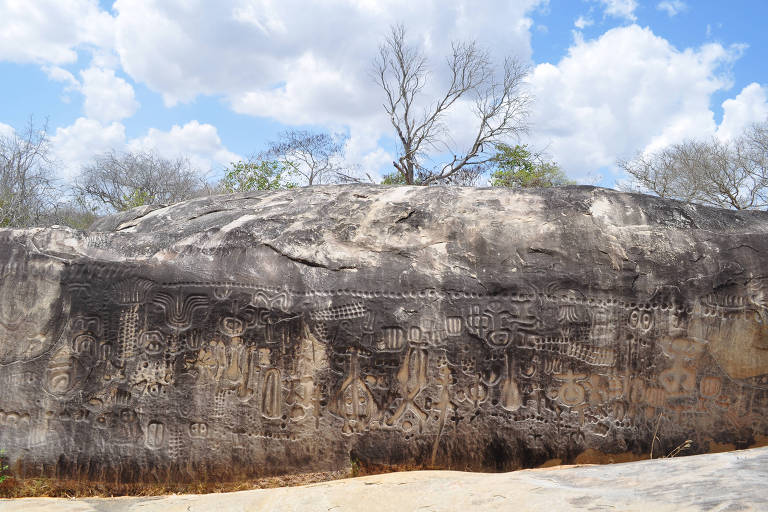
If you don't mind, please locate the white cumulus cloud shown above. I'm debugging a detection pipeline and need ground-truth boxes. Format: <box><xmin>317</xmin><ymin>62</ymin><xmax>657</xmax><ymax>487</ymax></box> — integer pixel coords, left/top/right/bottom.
<box><xmin>526</xmin><ymin>25</ymin><xmax>743</xmax><ymax>180</ymax></box>
<box><xmin>127</xmin><ymin>120</ymin><xmax>242</xmax><ymax>175</ymax></box>
<box><xmin>111</xmin><ymin>0</ymin><xmax>542</xmax><ymax>113</ymax></box>
<box><xmin>80</xmin><ymin>67</ymin><xmax>139</xmax><ymax>123</ymax></box>
<box><xmin>42</xmin><ymin>65</ymin><xmax>80</xmax><ymax>90</ymax></box>
<box><xmin>574</xmin><ymin>16</ymin><xmax>594</xmax><ymax>29</ymax></box>
<box><xmin>657</xmin><ymin>1</ymin><xmax>687</xmax><ymax>17</ymax></box>
<box><xmin>0</xmin><ymin>0</ymin><xmax>114</xmax><ymax>65</ymax></box>
<box><xmin>596</xmin><ymin>0</ymin><xmax>638</xmax><ymax>21</ymax></box>
<box><xmin>3</xmin><ymin>0</ymin><xmax>762</xmax><ymax>189</ymax></box>
<box><xmin>51</xmin><ymin>117</ymin><xmax>127</xmax><ymax>180</ymax></box>
<box><xmin>107</xmin><ymin>0</ymin><xmax>544</xmax><ymax>175</ymax></box>
<box><xmin>0</xmin><ymin>122</ymin><xmax>15</xmax><ymax>138</ymax></box>
<box><xmin>716</xmin><ymin>83</ymin><xmax>768</xmax><ymax>141</ymax></box>
<box><xmin>50</xmin><ymin>118</ymin><xmax>241</xmax><ymax>182</ymax></box>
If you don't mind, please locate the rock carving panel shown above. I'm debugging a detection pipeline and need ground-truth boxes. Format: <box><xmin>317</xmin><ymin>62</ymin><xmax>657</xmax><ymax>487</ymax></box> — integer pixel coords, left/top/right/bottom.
<box><xmin>1</xmin><ymin>186</ymin><xmax>767</xmax><ymax>482</ymax></box>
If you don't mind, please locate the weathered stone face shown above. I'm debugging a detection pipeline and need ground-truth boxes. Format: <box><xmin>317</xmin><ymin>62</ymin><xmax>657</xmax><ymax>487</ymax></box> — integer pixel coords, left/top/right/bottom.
<box><xmin>1</xmin><ymin>185</ymin><xmax>767</xmax><ymax>482</ymax></box>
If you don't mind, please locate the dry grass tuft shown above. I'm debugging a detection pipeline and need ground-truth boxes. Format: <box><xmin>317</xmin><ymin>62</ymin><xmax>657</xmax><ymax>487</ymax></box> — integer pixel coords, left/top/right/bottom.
<box><xmin>0</xmin><ymin>469</ymin><xmax>349</xmax><ymax>498</ymax></box>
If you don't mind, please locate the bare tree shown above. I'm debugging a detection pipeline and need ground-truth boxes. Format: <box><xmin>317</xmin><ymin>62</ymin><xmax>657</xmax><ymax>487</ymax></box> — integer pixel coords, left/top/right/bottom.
<box><xmin>264</xmin><ymin>129</ymin><xmax>348</xmax><ymax>186</ymax></box>
<box><xmin>38</xmin><ymin>198</ymin><xmax>100</xmax><ymax>230</ymax></box>
<box><xmin>619</xmin><ymin>122</ymin><xmax>768</xmax><ymax>210</ymax></box>
<box><xmin>373</xmin><ymin>24</ymin><xmax>530</xmax><ymax>185</ymax></box>
<box><xmin>76</xmin><ymin>150</ymin><xmax>207</xmax><ymax>212</ymax></box>
<box><xmin>0</xmin><ymin>118</ymin><xmax>57</xmax><ymax>227</ymax></box>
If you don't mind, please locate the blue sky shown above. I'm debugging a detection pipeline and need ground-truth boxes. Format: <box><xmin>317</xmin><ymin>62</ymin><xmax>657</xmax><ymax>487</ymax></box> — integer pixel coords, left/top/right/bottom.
<box><xmin>1</xmin><ymin>0</ymin><xmax>767</xmax><ymax>187</ymax></box>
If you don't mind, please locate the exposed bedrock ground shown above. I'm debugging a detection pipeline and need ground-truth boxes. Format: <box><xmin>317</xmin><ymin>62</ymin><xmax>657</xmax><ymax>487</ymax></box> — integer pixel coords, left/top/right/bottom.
<box><xmin>1</xmin><ymin>184</ymin><xmax>767</xmax><ymax>482</ymax></box>
<box><xmin>3</xmin><ymin>447</ymin><xmax>767</xmax><ymax>511</ymax></box>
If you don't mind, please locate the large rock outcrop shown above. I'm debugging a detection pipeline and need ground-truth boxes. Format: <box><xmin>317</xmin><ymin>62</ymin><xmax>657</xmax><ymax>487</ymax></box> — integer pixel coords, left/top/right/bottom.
<box><xmin>1</xmin><ymin>185</ymin><xmax>767</xmax><ymax>482</ymax></box>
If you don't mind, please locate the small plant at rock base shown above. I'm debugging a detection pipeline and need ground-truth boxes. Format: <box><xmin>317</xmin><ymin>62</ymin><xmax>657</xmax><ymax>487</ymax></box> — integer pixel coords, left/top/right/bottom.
<box><xmin>349</xmin><ymin>456</ymin><xmax>361</xmax><ymax>478</ymax></box>
<box><xmin>649</xmin><ymin>413</ymin><xmax>693</xmax><ymax>459</ymax></box>
<box><xmin>666</xmin><ymin>439</ymin><xmax>693</xmax><ymax>458</ymax></box>
<box><xmin>650</xmin><ymin>412</ymin><xmax>663</xmax><ymax>459</ymax></box>
<box><xmin>0</xmin><ymin>450</ymin><xmax>9</xmax><ymax>484</ymax></box>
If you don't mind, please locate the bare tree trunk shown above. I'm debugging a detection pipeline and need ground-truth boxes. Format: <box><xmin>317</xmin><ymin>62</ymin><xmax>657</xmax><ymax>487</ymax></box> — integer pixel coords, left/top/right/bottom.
<box><xmin>373</xmin><ymin>24</ymin><xmax>530</xmax><ymax>185</ymax></box>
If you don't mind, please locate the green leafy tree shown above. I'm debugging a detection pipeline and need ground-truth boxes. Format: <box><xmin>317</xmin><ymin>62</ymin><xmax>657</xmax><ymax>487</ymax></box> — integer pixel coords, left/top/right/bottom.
<box><xmin>490</xmin><ymin>143</ymin><xmax>572</xmax><ymax>188</ymax></box>
<box><xmin>220</xmin><ymin>160</ymin><xmax>296</xmax><ymax>192</ymax></box>
<box><xmin>121</xmin><ymin>188</ymin><xmax>153</xmax><ymax>209</ymax></box>
<box><xmin>380</xmin><ymin>167</ymin><xmax>483</xmax><ymax>186</ymax></box>
<box><xmin>380</xmin><ymin>171</ymin><xmax>409</xmax><ymax>185</ymax></box>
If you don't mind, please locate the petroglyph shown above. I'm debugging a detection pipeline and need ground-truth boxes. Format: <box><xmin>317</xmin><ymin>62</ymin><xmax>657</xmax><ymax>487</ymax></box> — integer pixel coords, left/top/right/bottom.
<box><xmin>0</xmin><ymin>185</ymin><xmax>767</xmax><ymax>482</ymax></box>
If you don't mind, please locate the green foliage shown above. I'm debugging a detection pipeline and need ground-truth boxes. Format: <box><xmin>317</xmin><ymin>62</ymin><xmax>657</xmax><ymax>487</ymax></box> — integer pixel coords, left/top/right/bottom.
<box><xmin>0</xmin><ymin>450</ymin><xmax>9</xmax><ymax>484</ymax></box>
<box><xmin>380</xmin><ymin>171</ymin><xmax>408</xmax><ymax>185</ymax></box>
<box><xmin>120</xmin><ymin>188</ymin><xmax>153</xmax><ymax>210</ymax></box>
<box><xmin>220</xmin><ymin>160</ymin><xmax>296</xmax><ymax>192</ymax></box>
<box><xmin>349</xmin><ymin>455</ymin><xmax>361</xmax><ymax>478</ymax></box>
<box><xmin>489</xmin><ymin>143</ymin><xmax>572</xmax><ymax>188</ymax></box>
<box><xmin>0</xmin><ymin>199</ymin><xmax>11</xmax><ymax>228</ymax></box>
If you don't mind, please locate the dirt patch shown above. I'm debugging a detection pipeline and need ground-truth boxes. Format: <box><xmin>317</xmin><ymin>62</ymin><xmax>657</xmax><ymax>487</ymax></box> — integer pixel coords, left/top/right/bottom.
<box><xmin>536</xmin><ymin>458</ymin><xmax>564</xmax><ymax>468</ymax></box>
<box><xmin>0</xmin><ymin>469</ymin><xmax>349</xmax><ymax>498</ymax></box>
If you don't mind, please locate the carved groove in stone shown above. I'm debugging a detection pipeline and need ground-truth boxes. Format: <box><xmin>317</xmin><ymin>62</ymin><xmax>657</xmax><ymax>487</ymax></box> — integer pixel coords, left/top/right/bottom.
<box><xmin>0</xmin><ymin>185</ymin><xmax>767</xmax><ymax>482</ymax></box>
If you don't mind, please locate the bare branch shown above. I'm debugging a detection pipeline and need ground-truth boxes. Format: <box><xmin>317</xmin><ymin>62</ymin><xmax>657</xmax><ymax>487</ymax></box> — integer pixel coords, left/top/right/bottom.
<box><xmin>263</xmin><ymin>129</ymin><xmax>348</xmax><ymax>186</ymax></box>
<box><xmin>75</xmin><ymin>150</ymin><xmax>207</xmax><ymax>212</ymax></box>
<box><xmin>619</xmin><ymin>124</ymin><xmax>768</xmax><ymax>210</ymax></box>
<box><xmin>373</xmin><ymin>24</ymin><xmax>530</xmax><ymax>184</ymax></box>
<box><xmin>0</xmin><ymin>117</ymin><xmax>58</xmax><ymax>227</ymax></box>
